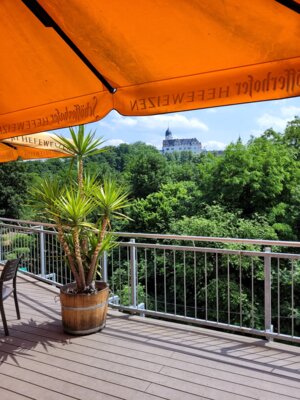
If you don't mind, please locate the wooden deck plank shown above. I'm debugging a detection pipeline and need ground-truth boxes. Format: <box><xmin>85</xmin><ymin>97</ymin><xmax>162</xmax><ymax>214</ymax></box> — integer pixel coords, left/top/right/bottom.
<box><xmin>100</xmin><ymin>326</ymin><xmax>300</xmax><ymax>377</ymax></box>
<box><xmin>0</xmin><ymin>358</ymin><xmax>151</xmax><ymax>400</ymax></box>
<box><xmin>0</xmin><ymin>372</ymin><xmax>77</xmax><ymax>400</ymax></box>
<box><xmin>1</xmin><ymin>273</ymin><xmax>300</xmax><ymax>400</ymax></box>
<box><xmin>2</xmin><ymin>329</ymin><xmax>164</xmax><ymax>373</ymax></box>
<box><xmin>159</xmin><ymin>365</ymin><xmax>299</xmax><ymax>400</ymax></box>
<box><xmin>2</xmin><ymin>336</ymin><xmax>293</xmax><ymax>400</ymax></box>
<box><xmin>4</xmin><ymin>330</ymin><xmax>299</xmax><ymax>399</ymax></box>
<box><xmin>0</xmin><ymin>386</ymin><xmax>34</xmax><ymax>400</ymax></box>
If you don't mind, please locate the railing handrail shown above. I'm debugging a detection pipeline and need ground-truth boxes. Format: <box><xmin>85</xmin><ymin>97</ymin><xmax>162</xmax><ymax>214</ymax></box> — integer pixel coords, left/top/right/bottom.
<box><xmin>115</xmin><ymin>232</ymin><xmax>300</xmax><ymax>248</ymax></box>
<box><xmin>119</xmin><ymin>241</ymin><xmax>300</xmax><ymax>259</ymax></box>
<box><xmin>0</xmin><ymin>217</ymin><xmax>56</xmax><ymax>229</ymax></box>
<box><xmin>0</xmin><ymin>222</ymin><xmax>57</xmax><ymax>235</ymax></box>
<box><xmin>1</xmin><ymin>217</ymin><xmax>300</xmax><ymax>248</ymax></box>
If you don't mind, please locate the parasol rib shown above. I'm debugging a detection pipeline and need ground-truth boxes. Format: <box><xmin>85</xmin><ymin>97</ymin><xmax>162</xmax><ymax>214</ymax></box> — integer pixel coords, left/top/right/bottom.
<box><xmin>21</xmin><ymin>0</ymin><xmax>117</xmax><ymax>94</ymax></box>
<box><xmin>275</xmin><ymin>0</ymin><xmax>300</xmax><ymax>13</ymax></box>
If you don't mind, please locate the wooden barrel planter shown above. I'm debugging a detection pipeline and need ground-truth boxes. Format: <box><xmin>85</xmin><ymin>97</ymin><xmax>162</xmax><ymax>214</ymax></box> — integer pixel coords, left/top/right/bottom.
<box><xmin>60</xmin><ymin>281</ymin><xmax>109</xmax><ymax>335</ymax></box>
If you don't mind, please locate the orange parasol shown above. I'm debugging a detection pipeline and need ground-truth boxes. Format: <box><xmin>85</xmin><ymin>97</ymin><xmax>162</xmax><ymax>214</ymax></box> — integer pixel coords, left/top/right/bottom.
<box><xmin>0</xmin><ymin>132</ymin><xmax>71</xmax><ymax>162</ymax></box>
<box><xmin>0</xmin><ymin>0</ymin><xmax>299</xmax><ymax>138</ymax></box>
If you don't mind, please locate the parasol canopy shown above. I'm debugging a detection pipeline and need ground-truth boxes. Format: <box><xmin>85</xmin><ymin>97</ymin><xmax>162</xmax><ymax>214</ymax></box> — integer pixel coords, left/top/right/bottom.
<box><xmin>0</xmin><ymin>132</ymin><xmax>71</xmax><ymax>162</ymax></box>
<box><xmin>0</xmin><ymin>0</ymin><xmax>300</xmax><ymax>138</ymax></box>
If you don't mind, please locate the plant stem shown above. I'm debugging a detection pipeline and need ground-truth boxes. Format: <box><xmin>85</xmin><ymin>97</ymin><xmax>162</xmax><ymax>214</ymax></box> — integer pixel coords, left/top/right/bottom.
<box><xmin>73</xmin><ymin>227</ymin><xmax>86</xmax><ymax>289</ymax></box>
<box><xmin>56</xmin><ymin>223</ymin><xmax>81</xmax><ymax>287</ymax></box>
<box><xmin>78</xmin><ymin>158</ymin><xmax>83</xmax><ymax>193</ymax></box>
<box><xmin>86</xmin><ymin>218</ymin><xmax>109</xmax><ymax>286</ymax></box>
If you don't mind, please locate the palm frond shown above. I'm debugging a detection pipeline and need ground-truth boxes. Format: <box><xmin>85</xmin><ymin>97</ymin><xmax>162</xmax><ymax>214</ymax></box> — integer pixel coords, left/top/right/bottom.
<box><xmin>55</xmin><ymin>189</ymin><xmax>97</xmax><ymax>227</ymax></box>
<box><xmin>83</xmin><ymin>173</ymin><xmax>101</xmax><ymax>196</ymax></box>
<box><xmin>55</xmin><ymin>125</ymin><xmax>106</xmax><ymax>158</ymax></box>
<box><xmin>30</xmin><ymin>177</ymin><xmax>64</xmax><ymax>220</ymax></box>
<box><xmin>95</xmin><ymin>179</ymin><xmax>131</xmax><ymax>222</ymax></box>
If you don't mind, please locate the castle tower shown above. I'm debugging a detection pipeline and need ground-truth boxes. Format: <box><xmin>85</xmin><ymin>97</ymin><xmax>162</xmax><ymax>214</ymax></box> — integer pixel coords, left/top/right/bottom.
<box><xmin>165</xmin><ymin>128</ymin><xmax>173</xmax><ymax>140</ymax></box>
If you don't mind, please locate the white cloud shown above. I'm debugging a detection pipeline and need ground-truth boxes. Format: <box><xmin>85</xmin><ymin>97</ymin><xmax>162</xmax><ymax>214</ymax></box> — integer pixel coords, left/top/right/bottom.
<box><xmin>205</xmin><ymin>108</ymin><xmax>217</xmax><ymax>114</ymax></box>
<box><xmin>99</xmin><ymin>111</ymin><xmax>208</xmax><ymax>132</ymax></box>
<box><xmin>145</xmin><ymin>140</ymin><xmax>162</xmax><ymax>149</ymax></box>
<box><xmin>272</xmin><ymin>99</ymin><xmax>288</xmax><ymax>105</ymax></box>
<box><xmin>102</xmin><ymin>139</ymin><xmax>126</xmax><ymax>147</ymax></box>
<box><xmin>249</xmin><ymin>129</ymin><xmax>264</xmax><ymax>138</ymax></box>
<box><xmin>97</xmin><ymin>119</ymin><xmax>114</xmax><ymax>130</ymax></box>
<box><xmin>280</xmin><ymin>105</ymin><xmax>300</xmax><ymax>118</ymax></box>
<box><xmin>111</xmin><ymin>116</ymin><xmax>138</xmax><ymax>127</ymax></box>
<box><xmin>139</xmin><ymin>114</ymin><xmax>208</xmax><ymax>131</ymax></box>
<box><xmin>255</xmin><ymin>102</ymin><xmax>300</xmax><ymax>133</ymax></box>
<box><xmin>256</xmin><ymin>113</ymin><xmax>288</xmax><ymax>131</ymax></box>
<box><xmin>202</xmin><ymin>140</ymin><xmax>226</xmax><ymax>150</ymax></box>
<box><xmin>98</xmin><ymin>111</ymin><xmax>137</xmax><ymax>130</ymax></box>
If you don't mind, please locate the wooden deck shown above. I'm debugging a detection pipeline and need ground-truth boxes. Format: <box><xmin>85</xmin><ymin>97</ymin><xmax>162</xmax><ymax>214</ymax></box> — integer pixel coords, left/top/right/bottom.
<box><xmin>1</xmin><ymin>274</ymin><xmax>300</xmax><ymax>400</ymax></box>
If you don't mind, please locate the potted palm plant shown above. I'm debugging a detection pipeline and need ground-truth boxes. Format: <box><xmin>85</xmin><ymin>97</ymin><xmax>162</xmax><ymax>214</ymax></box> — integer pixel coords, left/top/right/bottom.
<box><xmin>31</xmin><ymin>125</ymin><xmax>130</xmax><ymax>334</ymax></box>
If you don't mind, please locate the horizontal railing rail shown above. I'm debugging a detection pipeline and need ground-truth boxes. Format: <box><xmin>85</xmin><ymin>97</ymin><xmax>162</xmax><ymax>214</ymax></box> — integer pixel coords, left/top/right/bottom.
<box><xmin>115</xmin><ymin>231</ymin><xmax>300</xmax><ymax>248</ymax></box>
<box><xmin>3</xmin><ymin>217</ymin><xmax>300</xmax><ymax>247</ymax></box>
<box><xmin>1</xmin><ymin>218</ymin><xmax>300</xmax><ymax>344</ymax></box>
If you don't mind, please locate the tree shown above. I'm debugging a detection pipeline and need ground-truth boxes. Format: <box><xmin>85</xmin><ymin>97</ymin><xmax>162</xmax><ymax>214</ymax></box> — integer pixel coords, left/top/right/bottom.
<box><xmin>0</xmin><ymin>162</ymin><xmax>28</xmax><ymax>218</ymax></box>
<box><xmin>165</xmin><ymin>150</ymin><xmax>202</xmax><ymax>182</ymax></box>
<box><xmin>283</xmin><ymin>116</ymin><xmax>300</xmax><ymax>156</ymax></box>
<box><xmin>170</xmin><ymin>204</ymin><xmax>278</xmax><ymax>240</ymax></box>
<box><xmin>126</xmin><ymin>144</ymin><xmax>168</xmax><ymax>198</ymax></box>
<box><xmin>127</xmin><ymin>181</ymin><xmax>201</xmax><ymax>233</ymax></box>
<box><xmin>199</xmin><ymin>136</ymin><xmax>300</xmax><ymax>219</ymax></box>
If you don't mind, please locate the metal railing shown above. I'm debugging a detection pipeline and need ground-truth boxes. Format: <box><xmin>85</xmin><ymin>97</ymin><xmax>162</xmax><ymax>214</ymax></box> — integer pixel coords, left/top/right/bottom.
<box><xmin>1</xmin><ymin>217</ymin><xmax>300</xmax><ymax>344</ymax></box>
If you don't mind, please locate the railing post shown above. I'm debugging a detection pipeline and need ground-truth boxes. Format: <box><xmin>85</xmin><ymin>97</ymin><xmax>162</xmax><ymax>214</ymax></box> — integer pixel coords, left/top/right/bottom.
<box><xmin>39</xmin><ymin>226</ymin><xmax>46</xmax><ymax>278</ymax></box>
<box><xmin>130</xmin><ymin>239</ymin><xmax>137</xmax><ymax>308</ymax></box>
<box><xmin>102</xmin><ymin>251</ymin><xmax>108</xmax><ymax>282</ymax></box>
<box><xmin>264</xmin><ymin>246</ymin><xmax>273</xmax><ymax>340</ymax></box>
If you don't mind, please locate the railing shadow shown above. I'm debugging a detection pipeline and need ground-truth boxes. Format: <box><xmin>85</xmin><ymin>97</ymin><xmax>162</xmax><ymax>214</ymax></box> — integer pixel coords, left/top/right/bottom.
<box><xmin>105</xmin><ymin>312</ymin><xmax>300</xmax><ymax>380</ymax></box>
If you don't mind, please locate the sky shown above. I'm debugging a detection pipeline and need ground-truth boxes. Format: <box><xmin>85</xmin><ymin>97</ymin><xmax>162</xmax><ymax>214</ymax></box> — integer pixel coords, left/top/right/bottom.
<box><xmin>54</xmin><ymin>97</ymin><xmax>300</xmax><ymax>151</ymax></box>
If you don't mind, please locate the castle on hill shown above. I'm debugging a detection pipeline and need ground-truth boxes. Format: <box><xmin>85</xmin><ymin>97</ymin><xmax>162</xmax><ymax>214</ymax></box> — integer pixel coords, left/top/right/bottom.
<box><xmin>161</xmin><ymin>128</ymin><xmax>202</xmax><ymax>154</ymax></box>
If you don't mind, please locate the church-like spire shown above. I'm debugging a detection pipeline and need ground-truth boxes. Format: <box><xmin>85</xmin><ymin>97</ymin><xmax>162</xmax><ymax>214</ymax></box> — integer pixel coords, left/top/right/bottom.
<box><xmin>165</xmin><ymin>127</ymin><xmax>173</xmax><ymax>139</ymax></box>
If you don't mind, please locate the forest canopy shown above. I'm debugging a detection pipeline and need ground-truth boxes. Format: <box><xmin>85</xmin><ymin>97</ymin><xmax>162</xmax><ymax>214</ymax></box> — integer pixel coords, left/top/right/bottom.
<box><xmin>1</xmin><ymin>116</ymin><xmax>300</xmax><ymax>242</ymax></box>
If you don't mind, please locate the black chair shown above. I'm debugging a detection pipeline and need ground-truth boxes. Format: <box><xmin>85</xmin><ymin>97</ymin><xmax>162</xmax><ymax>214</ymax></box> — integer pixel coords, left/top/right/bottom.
<box><xmin>0</xmin><ymin>258</ymin><xmax>21</xmax><ymax>336</ymax></box>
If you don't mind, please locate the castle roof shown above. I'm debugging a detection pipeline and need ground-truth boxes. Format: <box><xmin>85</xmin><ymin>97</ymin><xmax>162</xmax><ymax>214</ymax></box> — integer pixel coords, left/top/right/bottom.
<box><xmin>163</xmin><ymin>138</ymin><xmax>201</xmax><ymax>146</ymax></box>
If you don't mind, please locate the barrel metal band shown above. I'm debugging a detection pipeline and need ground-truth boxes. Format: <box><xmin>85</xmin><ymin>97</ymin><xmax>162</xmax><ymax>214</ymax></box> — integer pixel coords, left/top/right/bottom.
<box><xmin>63</xmin><ymin>321</ymin><xmax>106</xmax><ymax>335</ymax></box>
<box><xmin>62</xmin><ymin>300</ymin><xmax>108</xmax><ymax>311</ymax></box>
